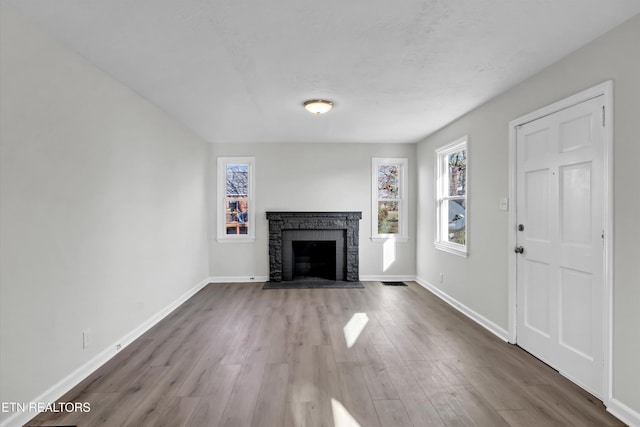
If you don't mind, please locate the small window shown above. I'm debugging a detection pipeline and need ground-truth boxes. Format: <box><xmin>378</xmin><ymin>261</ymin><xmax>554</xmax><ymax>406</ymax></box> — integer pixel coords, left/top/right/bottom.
<box><xmin>217</xmin><ymin>157</ymin><xmax>255</xmax><ymax>242</ymax></box>
<box><xmin>372</xmin><ymin>157</ymin><xmax>408</xmax><ymax>241</ymax></box>
<box><xmin>435</xmin><ymin>137</ymin><xmax>468</xmax><ymax>256</ymax></box>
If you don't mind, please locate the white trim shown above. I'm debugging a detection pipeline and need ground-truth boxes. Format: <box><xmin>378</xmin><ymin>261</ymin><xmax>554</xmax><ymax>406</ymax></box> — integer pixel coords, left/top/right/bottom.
<box><xmin>371</xmin><ymin>157</ymin><xmax>409</xmax><ymax>240</ymax></box>
<box><xmin>607</xmin><ymin>398</ymin><xmax>640</xmax><ymax>427</ymax></box>
<box><xmin>434</xmin><ymin>136</ymin><xmax>469</xmax><ymax>256</ymax></box>
<box><xmin>370</xmin><ymin>236</ymin><xmax>409</xmax><ymax>243</ymax></box>
<box><xmin>433</xmin><ymin>241</ymin><xmax>468</xmax><ymax>258</ymax></box>
<box><xmin>0</xmin><ymin>277</ymin><xmax>211</xmax><ymax>427</ymax></box>
<box><xmin>3</xmin><ymin>272</ymin><xmax>627</xmax><ymax>427</ymax></box>
<box><xmin>216</xmin><ymin>237</ymin><xmax>256</xmax><ymax>244</ymax></box>
<box><xmin>602</xmin><ymin>83</ymin><xmax>614</xmax><ymax>409</ymax></box>
<box><xmin>209</xmin><ymin>276</ymin><xmax>418</xmax><ymax>284</ymax></box>
<box><xmin>414</xmin><ymin>276</ymin><xmax>509</xmax><ymax>342</ymax></box>
<box><xmin>507</xmin><ymin>80</ymin><xmax>613</xmax><ymax>404</ymax></box>
<box><xmin>216</xmin><ymin>156</ymin><xmax>256</xmax><ymax>242</ymax></box>
<box><xmin>359</xmin><ymin>275</ymin><xmax>416</xmax><ymax>282</ymax></box>
<box><xmin>508</xmin><ymin>117</ymin><xmax>518</xmax><ymax>344</ymax></box>
<box><xmin>207</xmin><ymin>276</ymin><xmax>269</xmax><ymax>283</ymax></box>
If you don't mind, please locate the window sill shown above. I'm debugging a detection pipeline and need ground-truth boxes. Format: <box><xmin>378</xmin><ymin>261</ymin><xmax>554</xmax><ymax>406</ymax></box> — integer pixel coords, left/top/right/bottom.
<box><xmin>371</xmin><ymin>236</ymin><xmax>409</xmax><ymax>243</ymax></box>
<box><xmin>434</xmin><ymin>241</ymin><xmax>468</xmax><ymax>258</ymax></box>
<box><xmin>216</xmin><ymin>236</ymin><xmax>256</xmax><ymax>243</ymax></box>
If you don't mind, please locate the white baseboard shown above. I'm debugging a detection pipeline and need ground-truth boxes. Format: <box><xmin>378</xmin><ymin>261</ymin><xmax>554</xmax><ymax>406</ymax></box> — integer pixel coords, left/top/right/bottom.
<box><xmin>359</xmin><ymin>275</ymin><xmax>416</xmax><ymax>282</ymax></box>
<box><xmin>207</xmin><ymin>276</ymin><xmax>269</xmax><ymax>283</ymax></box>
<box><xmin>4</xmin><ymin>274</ymin><xmax>635</xmax><ymax>427</ymax></box>
<box><xmin>0</xmin><ymin>277</ymin><xmax>210</xmax><ymax>427</ymax></box>
<box><xmin>207</xmin><ymin>275</ymin><xmax>415</xmax><ymax>284</ymax></box>
<box><xmin>413</xmin><ymin>276</ymin><xmax>640</xmax><ymax>426</ymax></box>
<box><xmin>607</xmin><ymin>398</ymin><xmax>640</xmax><ymax>427</ymax></box>
<box><xmin>414</xmin><ymin>276</ymin><xmax>509</xmax><ymax>342</ymax></box>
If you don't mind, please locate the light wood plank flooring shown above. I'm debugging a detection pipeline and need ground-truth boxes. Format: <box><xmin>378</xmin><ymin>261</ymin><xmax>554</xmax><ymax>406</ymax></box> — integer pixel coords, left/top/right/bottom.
<box><xmin>25</xmin><ymin>282</ymin><xmax>624</xmax><ymax>426</ymax></box>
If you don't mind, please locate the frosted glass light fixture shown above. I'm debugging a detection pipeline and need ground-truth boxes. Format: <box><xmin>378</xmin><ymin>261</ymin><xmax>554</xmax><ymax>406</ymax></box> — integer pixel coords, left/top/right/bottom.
<box><xmin>303</xmin><ymin>99</ymin><xmax>334</xmax><ymax>114</ymax></box>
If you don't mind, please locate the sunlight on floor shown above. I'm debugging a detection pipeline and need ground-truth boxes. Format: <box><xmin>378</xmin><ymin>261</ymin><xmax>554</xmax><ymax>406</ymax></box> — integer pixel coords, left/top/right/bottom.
<box><xmin>383</xmin><ymin>238</ymin><xmax>396</xmax><ymax>271</ymax></box>
<box><xmin>343</xmin><ymin>312</ymin><xmax>369</xmax><ymax>349</ymax></box>
<box><xmin>331</xmin><ymin>398</ymin><xmax>362</xmax><ymax>427</ymax></box>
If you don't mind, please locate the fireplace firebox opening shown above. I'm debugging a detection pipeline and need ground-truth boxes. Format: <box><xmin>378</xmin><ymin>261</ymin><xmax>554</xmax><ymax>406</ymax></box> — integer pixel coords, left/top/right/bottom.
<box><xmin>293</xmin><ymin>241</ymin><xmax>337</xmax><ymax>280</ymax></box>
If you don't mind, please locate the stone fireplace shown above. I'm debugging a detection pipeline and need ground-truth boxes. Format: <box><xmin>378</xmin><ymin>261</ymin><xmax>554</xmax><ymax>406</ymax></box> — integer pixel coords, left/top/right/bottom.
<box><xmin>266</xmin><ymin>211</ymin><xmax>362</xmax><ymax>282</ymax></box>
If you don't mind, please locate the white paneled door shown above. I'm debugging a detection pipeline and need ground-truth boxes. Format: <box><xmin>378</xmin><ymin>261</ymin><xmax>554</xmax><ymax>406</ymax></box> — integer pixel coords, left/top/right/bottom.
<box><xmin>516</xmin><ymin>95</ymin><xmax>605</xmax><ymax>397</ymax></box>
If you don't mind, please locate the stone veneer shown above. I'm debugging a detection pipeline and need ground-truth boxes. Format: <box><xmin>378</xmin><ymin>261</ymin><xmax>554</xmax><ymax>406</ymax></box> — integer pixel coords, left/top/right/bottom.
<box><xmin>266</xmin><ymin>211</ymin><xmax>362</xmax><ymax>282</ymax></box>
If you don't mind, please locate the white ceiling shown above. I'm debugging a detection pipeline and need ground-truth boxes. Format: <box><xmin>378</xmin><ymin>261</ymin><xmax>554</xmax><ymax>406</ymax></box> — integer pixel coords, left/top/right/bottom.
<box><xmin>4</xmin><ymin>1</ymin><xmax>640</xmax><ymax>144</ymax></box>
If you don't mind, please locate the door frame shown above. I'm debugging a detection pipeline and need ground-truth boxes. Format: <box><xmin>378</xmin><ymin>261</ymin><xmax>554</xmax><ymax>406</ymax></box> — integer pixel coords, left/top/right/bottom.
<box><xmin>507</xmin><ymin>81</ymin><xmax>613</xmax><ymax>402</ymax></box>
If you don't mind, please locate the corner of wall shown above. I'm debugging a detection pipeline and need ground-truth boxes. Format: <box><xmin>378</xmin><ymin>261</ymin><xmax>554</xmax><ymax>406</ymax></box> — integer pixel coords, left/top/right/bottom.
<box><xmin>606</xmin><ymin>399</ymin><xmax>640</xmax><ymax>427</ymax></box>
<box><xmin>0</xmin><ymin>277</ymin><xmax>211</xmax><ymax>427</ymax></box>
<box><xmin>414</xmin><ymin>276</ymin><xmax>509</xmax><ymax>342</ymax></box>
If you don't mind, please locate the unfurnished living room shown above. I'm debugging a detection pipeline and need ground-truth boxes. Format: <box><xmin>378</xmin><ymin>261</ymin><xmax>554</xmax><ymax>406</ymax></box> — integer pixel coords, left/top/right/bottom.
<box><xmin>1</xmin><ymin>2</ymin><xmax>639</xmax><ymax>427</ymax></box>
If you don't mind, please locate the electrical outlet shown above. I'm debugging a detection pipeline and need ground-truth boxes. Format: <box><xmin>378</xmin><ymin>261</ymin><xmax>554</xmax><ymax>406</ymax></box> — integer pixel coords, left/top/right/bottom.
<box><xmin>83</xmin><ymin>329</ymin><xmax>92</xmax><ymax>349</ymax></box>
<box><xmin>439</xmin><ymin>273</ymin><xmax>444</xmax><ymax>284</ymax></box>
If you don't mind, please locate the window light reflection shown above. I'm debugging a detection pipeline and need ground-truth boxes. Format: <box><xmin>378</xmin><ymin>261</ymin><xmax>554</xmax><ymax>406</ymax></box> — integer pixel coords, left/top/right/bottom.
<box><xmin>331</xmin><ymin>398</ymin><xmax>362</xmax><ymax>427</ymax></box>
<box><xmin>383</xmin><ymin>238</ymin><xmax>396</xmax><ymax>271</ymax></box>
<box><xmin>343</xmin><ymin>313</ymin><xmax>369</xmax><ymax>349</ymax></box>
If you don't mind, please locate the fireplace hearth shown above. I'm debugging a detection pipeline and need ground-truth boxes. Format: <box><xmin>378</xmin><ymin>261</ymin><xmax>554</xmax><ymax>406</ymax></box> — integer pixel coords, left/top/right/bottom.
<box><xmin>266</xmin><ymin>211</ymin><xmax>362</xmax><ymax>282</ymax></box>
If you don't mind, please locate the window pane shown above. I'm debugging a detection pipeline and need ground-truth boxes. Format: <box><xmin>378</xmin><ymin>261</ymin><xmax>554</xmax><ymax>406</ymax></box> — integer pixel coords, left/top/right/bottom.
<box><xmin>378</xmin><ymin>201</ymin><xmax>399</xmax><ymax>234</ymax></box>
<box><xmin>225</xmin><ymin>197</ymin><xmax>249</xmax><ymax>235</ymax></box>
<box><xmin>448</xmin><ymin>150</ymin><xmax>466</xmax><ymax>196</ymax></box>
<box><xmin>447</xmin><ymin>199</ymin><xmax>466</xmax><ymax>245</ymax></box>
<box><xmin>218</xmin><ymin>156</ymin><xmax>254</xmax><ymax>240</ymax></box>
<box><xmin>226</xmin><ymin>164</ymin><xmax>248</xmax><ymax>196</ymax></box>
<box><xmin>378</xmin><ymin>165</ymin><xmax>399</xmax><ymax>199</ymax></box>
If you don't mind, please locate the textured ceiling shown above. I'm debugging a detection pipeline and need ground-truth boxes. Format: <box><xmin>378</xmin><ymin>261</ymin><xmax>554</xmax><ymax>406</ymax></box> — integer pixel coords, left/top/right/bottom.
<box><xmin>3</xmin><ymin>1</ymin><xmax>640</xmax><ymax>144</ymax></box>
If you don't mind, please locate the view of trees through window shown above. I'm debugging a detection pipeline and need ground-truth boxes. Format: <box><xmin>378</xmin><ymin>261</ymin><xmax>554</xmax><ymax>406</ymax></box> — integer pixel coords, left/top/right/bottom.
<box><xmin>447</xmin><ymin>150</ymin><xmax>466</xmax><ymax>245</ymax></box>
<box><xmin>377</xmin><ymin>164</ymin><xmax>400</xmax><ymax>234</ymax></box>
<box><xmin>225</xmin><ymin>164</ymin><xmax>249</xmax><ymax>235</ymax></box>
<box><xmin>435</xmin><ymin>137</ymin><xmax>467</xmax><ymax>256</ymax></box>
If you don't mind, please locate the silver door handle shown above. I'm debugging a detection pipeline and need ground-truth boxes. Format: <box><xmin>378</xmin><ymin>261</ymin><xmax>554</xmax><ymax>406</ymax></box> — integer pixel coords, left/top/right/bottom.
<box><xmin>514</xmin><ymin>246</ymin><xmax>525</xmax><ymax>254</ymax></box>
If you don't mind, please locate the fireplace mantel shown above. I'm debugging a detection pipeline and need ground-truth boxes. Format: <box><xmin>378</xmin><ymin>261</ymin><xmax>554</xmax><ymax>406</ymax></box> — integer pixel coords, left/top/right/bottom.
<box><xmin>266</xmin><ymin>211</ymin><xmax>362</xmax><ymax>282</ymax></box>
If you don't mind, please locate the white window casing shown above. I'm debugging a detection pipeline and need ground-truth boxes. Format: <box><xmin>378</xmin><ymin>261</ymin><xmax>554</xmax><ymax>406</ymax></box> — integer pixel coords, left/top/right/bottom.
<box><xmin>217</xmin><ymin>156</ymin><xmax>256</xmax><ymax>242</ymax></box>
<box><xmin>371</xmin><ymin>157</ymin><xmax>408</xmax><ymax>242</ymax></box>
<box><xmin>434</xmin><ymin>137</ymin><xmax>468</xmax><ymax>257</ymax></box>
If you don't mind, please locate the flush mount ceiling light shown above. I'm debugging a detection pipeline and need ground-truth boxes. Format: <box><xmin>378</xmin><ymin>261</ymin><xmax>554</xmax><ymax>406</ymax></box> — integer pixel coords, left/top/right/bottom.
<box><xmin>303</xmin><ymin>99</ymin><xmax>334</xmax><ymax>114</ymax></box>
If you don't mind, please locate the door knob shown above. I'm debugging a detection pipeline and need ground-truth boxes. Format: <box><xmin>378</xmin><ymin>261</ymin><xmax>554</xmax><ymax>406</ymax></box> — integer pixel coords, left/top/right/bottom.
<box><xmin>514</xmin><ymin>246</ymin><xmax>525</xmax><ymax>254</ymax></box>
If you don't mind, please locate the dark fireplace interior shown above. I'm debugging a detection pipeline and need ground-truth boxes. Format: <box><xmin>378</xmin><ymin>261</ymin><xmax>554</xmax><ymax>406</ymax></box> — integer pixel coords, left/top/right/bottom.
<box><xmin>281</xmin><ymin>229</ymin><xmax>345</xmax><ymax>281</ymax></box>
<box><xmin>293</xmin><ymin>240</ymin><xmax>337</xmax><ymax>280</ymax></box>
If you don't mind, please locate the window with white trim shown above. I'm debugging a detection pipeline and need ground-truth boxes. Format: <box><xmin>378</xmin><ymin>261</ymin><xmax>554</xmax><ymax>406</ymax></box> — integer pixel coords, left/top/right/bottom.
<box><xmin>372</xmin><ymin>157</ymin><xmax>408</xmax><ymax>241</ymax></box>
<box><xmin>435</xmin><ymin>137</ymin><xmax>468</xmax><ymax>256</ymax></box>
<box><xmin>217</xmin><ymin>157</ymin><xmax>255</xmax><ymax>242</ymax></box>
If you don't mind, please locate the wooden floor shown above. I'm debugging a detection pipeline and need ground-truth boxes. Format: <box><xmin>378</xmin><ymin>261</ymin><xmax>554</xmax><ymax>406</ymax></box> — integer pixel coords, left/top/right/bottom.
<box><xmin>26</xmin><ymin>282</ymin><xmax>624</xmax><ymax>427</ymax></box>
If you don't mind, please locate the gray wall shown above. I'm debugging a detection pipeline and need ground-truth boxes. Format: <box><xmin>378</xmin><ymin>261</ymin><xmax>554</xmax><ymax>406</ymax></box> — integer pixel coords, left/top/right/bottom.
<box><xmin>2</xmin><ymin>2</ymin><xmax>637</xmax><ymax>424</ymax></box>
<box><xmin>208</xmin><ymin>143</ymin><xmax>417</xmax><ymax>280</ymax></box>
<box><xmin>0</xmin><ymin>8</ymin><xmax>210</xmax><ymax>423</ymax></box>
<box><xmin>416</xmin><ymin>14</ymin><xmax>640</xmax><ymax>413</ymax></box>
